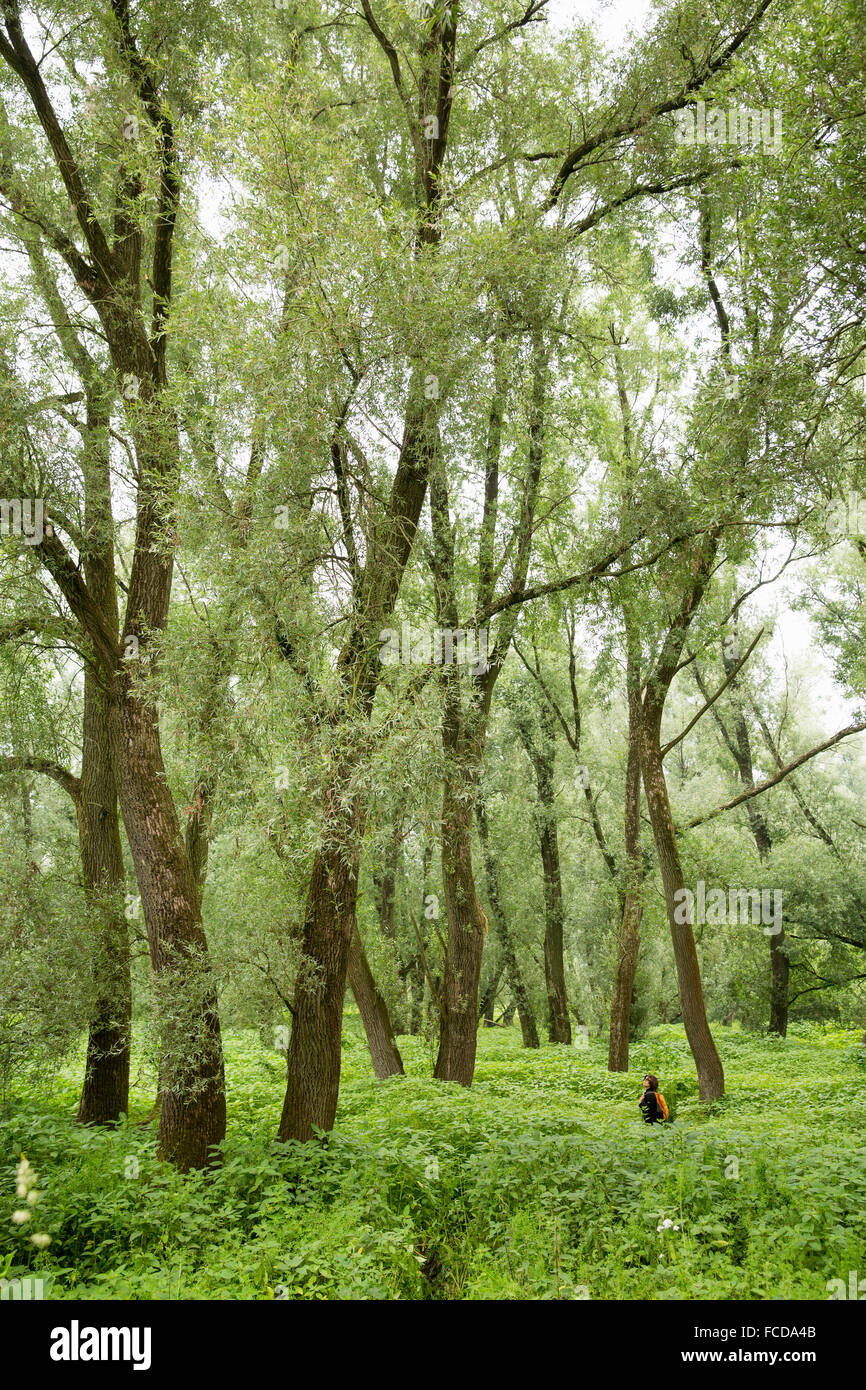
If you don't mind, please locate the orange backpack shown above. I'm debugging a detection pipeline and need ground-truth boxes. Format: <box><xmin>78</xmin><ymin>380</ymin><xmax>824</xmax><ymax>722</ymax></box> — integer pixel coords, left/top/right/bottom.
<box><xmin>655</xmin><ymin>1091</ymin><xmax>669</xmax><ymax>1121</ymax></box>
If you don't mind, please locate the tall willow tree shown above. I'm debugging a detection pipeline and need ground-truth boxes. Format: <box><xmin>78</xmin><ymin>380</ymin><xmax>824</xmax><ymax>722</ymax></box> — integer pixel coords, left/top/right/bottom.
<box><xmin>0</xmin><ymin>0</ymin><xmax>231</xmax><ymax>1167</ymax></box>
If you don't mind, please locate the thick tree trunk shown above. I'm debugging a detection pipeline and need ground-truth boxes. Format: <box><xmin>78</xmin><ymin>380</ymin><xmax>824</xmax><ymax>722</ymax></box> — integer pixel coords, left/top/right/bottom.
<box><xmin>76</xmin><ymin>670</ymin><xmax>131</xmax><ymax>1124</ymax></box>
<box><xmin>347</xmin><ymin>924</ymin><xmax>404</xmax><ymax>1078</ymax></box>
<box><xmin>278</xmin><ymin>364</ymin><xmax>440</xmax><ymax>1141</ymax></box>
<box><xmin>278</xmin><ymin>835</ymin><xmax>360</xmax><ymax>1140</ymax></box>
<box><xmin>109</xmin><ymin>689</ymin><xmax>226</xmax><ymax>1169</ymax></box>
<box><xmin>76</xmin><ymin>392</ymin><xmax>131</xmax><ymax>1125</ymax></box>
<box><xmin>769</xmin><ymin>928</ymin><xmax>790</xmax><ymax>1037</ymax></box>
<box><xmin>516</xmin><ymin>704</ymin><xmax>571</xmax><ymax>1044</ymax></box>
<box><xmin>476</xmin><ymin>799</ymin><xmax>540</xmax><ymax>1047</ymax></box>
<box><xmin>608</xmin><ymin>675</ymin><xmax>643</xmax><ymax>1072</ymax></box>
<box><xmin>81</xmin><ymin>390</ymin><xmax>227</xmax><ymax>1166</ymax></box>
<box><xmin>640</xmin><ymin>716</ymin><xmax>725</xmax><ymax>1100</ymax></box>
<box><xmin>434</xmin><ymin>787</ymin><xmax>488</xmax><ymax>1084</ymax></box>
<box><xmin>431</xmin><ymin>324</ymin><xmax>548</xmax><ymax>1084</ymax></box>
<box><xmin>536</xmin><ymin>783</ymin><xmax>572</xmax><ymax>1045</ymax></box>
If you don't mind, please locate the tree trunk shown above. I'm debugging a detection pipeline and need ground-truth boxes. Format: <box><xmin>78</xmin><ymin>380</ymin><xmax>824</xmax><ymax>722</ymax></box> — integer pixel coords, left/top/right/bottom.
<box><xmin>68</xmin><ymin>371</ymin><xmax>227</xmax><ymax>1167</ymax></box>
<box><xmin>278</xmin><ymin>835</ymin><xmax>360</xmax><ymax>1140</ymax></box>
<box><xmin>76</xmin><ymin>669</ymin><xmax>131</xmax><ymax>1124</ymax></box>
<box><xmin>769</xmin><ymin>928</ymin><xmax>790</xmax><ymax>1036</ymax></box>
<box><xmin>185</xmin><ymin>772</ymin><xmax>215</xmax><ymax>899</ymax></box>
<box><xmin>608</xmin><ymin>670</ymin><xmax>643</xmax><ymax>1072</ymax></box>
<box><xmin>516</xmin><ymin>702</ymin><xmax>571</xmax><ymax>1044</ymax></box>
<box><xmin>536</xmin><ymin>770</ymin><xmax>572</xmax><ymax>1045</ymax></box>
<box><xmin>279</xmin><ymin>366</ymin><xmax>440</xmax><ymax>1141</ymax></box>
<box><xmin>108</xmin><ymin>688</ymin><xmax>226</xmax><ymax>1169</ymax></box>
<box><xmin>76</xmin><ymin>392</ymin><xmax>130</xmax><ymax>1125</ymax></box>
<box><xmin>407</xmin><ymin>845</ymin><xmax>431</xmax><ymax>1033</ymax></box>
<box><xmin>476</xmin><ymin>798</ymin><xmax>540</xmax><ymax>1047</ymax></box>
<box><xmin>695</xmin><ymin>650</ymin><xmax>788</xmax><ymax>1035</ymax></box>
<box><xmin>640</xmin><ymin>717</ymin><xmax>725</xmax><ymax>1100</ymax></box>
<box><xmin>431</xmin><ymin>321</ymin><xmax>549</xmax><ymax>1083</ymax></box>
<box><xmin>434</xmin><ymin>786</ymin><xmax>488</xmax><ymax>1084</ymax></box>
<box><xmin>479</xmin><ymin>964</ymin><xmax>502</xmax><ymax>1024</ymax></box>
<box><xmin>347</xmin><ymin>924</ymin><xmax>404</xmax><ymax>1078</ymax></box>
<box><xmin>373</xmin><ymin>826</ymin><xmax>409</xmax><ymax>1032</ymax></box>
<box><xmin>730</xmin><ymin>699</ymin><xmax>787</xmax><ymax>1035</ymax></box>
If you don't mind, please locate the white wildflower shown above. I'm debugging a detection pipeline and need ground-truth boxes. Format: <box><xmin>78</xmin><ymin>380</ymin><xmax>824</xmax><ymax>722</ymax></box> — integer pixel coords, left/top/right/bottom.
<box><xmin>11</xmin><ymin>1209</ymin><xmax>31</xmax><ymax>1224</ymax></box>
<box><xmin>30</xmin><ymin>1233</ymin><xmax>51</xmax><ymax>1250</ymax></box>
<box><xmin>16</xmin><ymin>1158</ymin><xmax>36</xmax><ymax>1188</ymax></box>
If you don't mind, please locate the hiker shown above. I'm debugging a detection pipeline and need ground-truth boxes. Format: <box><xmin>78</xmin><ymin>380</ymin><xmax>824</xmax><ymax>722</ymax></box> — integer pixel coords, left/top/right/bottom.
<box><xmin>639</xmin><ymin>1073</ymin><xmax>668</xmax><ymax>1124</ymax></box>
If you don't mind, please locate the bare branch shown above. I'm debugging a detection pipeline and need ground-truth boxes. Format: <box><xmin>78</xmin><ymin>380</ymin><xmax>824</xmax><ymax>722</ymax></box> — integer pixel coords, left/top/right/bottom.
<box><xmin>661</xmin><ymin>628</ymin><xmax>763</xmax><ymax>757</ymax></box>
<box><xmin>682</xmin><ymin>722</ymin><xmax>866</xmax><ymax>832</ymax></box>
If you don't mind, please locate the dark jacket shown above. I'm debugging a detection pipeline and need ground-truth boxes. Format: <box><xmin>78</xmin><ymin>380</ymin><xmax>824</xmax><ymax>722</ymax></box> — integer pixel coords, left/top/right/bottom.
<box><xmin>639</xmin><ymin>1088</ymin><xmax>661</xmax><ymax>1123</ymax></box>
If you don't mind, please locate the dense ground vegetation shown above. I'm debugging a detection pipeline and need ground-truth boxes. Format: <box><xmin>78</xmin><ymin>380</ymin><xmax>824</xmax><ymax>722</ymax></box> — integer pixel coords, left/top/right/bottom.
<box><xmin>3</xmin><ymin>1021</ymin><xmax>864</xmax><ymax>1300</ymax></box>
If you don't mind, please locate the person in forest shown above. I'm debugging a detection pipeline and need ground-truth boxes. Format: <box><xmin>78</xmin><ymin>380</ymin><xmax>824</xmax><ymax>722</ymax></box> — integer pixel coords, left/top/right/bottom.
<box><xmin>639</xmin><ymin>1073</ymin><xmax>666</xmax><ymax>1124</ymax></box>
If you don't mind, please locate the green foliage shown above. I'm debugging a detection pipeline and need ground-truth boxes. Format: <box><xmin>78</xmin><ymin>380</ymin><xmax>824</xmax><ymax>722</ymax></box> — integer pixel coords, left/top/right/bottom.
<box><xmin>0</xmin><ymin>839</ymin><xmax>93</xmax><ymax>1108</ymax></box>
<box><xmin>3</xmin><ymin>1023</ymin><xmax>863</xmax><ymax>1300</ymax></box>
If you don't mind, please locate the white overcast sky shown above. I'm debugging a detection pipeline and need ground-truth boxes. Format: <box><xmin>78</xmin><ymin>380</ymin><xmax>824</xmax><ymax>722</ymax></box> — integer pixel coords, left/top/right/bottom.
<box><xmin>549</xmin><ymin>0</ymin><xmax>655</xmax><ymax>45</ymax></box>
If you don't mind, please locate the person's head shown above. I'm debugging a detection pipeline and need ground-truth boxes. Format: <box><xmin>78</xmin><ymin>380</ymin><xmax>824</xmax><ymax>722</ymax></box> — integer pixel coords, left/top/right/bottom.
<box><xmin>643</xmin><ymin>1073</ymin><xmax>659</xmax><ymax>1092</ymax></box>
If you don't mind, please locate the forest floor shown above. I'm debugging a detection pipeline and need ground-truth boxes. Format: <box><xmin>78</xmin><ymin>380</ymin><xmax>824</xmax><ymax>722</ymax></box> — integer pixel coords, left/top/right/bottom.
<box><xmin>2</xmin><ymin>1021</ymin><xmax>864</xmax><ymax>1300</ymax></box>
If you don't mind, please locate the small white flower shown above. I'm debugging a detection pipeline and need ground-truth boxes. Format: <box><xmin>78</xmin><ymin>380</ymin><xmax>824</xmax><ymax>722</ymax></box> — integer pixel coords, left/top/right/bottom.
<box><xmin>30</xmin><ymin>1233</ymin><xmax>51</xmax><ymax>1250</ymax></box>
<box><xmin>673</xmin><ymin>1224</ymin><xmax>680</xmax><ymax>1231</ymax></box>
<box><xmin>26</xmin><ymin>1190</ymin><xmax>39</xmax><ymax>1206</ymax></box>
<box><xmin>16</xmin><ymin>1183</ymin><xmax>28</xmax><ymax>1199</ymax></box>
<box><xmin>11</xmin><ymin>1209</ymin><xmax>31</xmax><ymax>1224</ymax></box>
<box><xmin>16</xmin><ymin>1158</ymin><xmax>36</xmax><ymax>1190</ymax></box>
<box><xmin>661</xmin><ymin>1217</ymin><xmax>673</xmax><ymax>1229</ymax></box>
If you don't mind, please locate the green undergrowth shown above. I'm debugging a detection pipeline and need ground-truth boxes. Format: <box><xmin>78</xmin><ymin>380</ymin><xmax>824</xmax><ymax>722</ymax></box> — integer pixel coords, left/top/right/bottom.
<box><xmin>2</xmin><ymin>1021</ymin><xmax>864</xmax><ymax>1300</ymax></box>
